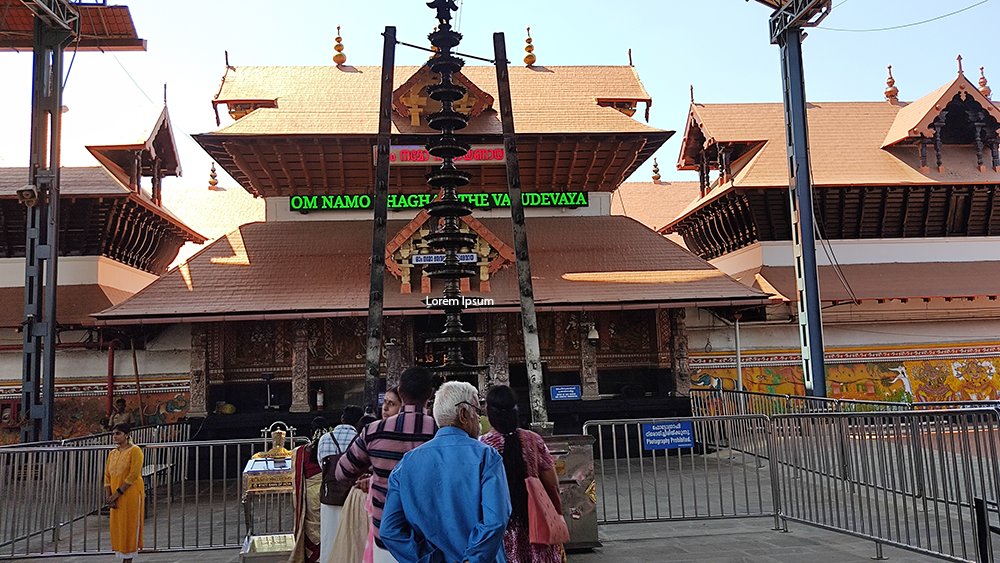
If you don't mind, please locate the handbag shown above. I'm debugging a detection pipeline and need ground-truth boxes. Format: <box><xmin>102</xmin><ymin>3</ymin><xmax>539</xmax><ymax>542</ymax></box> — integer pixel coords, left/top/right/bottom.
<box><xmin>523</xmin><ymin>436</ymin><xmax>570</xmax><ymax>545</ymax></box>
<box><xmin>320</xmin><ymin>436</ymin><xmax>353</xmax><ymax>506</ymax></box>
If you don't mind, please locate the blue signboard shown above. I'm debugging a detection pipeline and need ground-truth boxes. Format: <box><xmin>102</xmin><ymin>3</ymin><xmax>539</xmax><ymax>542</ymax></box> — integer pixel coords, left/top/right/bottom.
<box><xmin>641</xmin><ymin>421</ymin><xmax>695</xmax><ymax>450</ymax></box>
<box><xmin>549</xmin><ymin>385</ymin><xmax>582</xmax><ymax>401</ymax></box>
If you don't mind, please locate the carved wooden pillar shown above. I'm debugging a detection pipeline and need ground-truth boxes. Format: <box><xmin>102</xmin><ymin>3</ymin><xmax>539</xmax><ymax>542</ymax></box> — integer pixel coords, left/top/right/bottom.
<box><xmin>188</xmin><ymin>323</ymin><xmax>209</xmax><ymax>417</ymax></box>
<box><xmin>974</xmin><ymin>119</ymin><xmax>986</xmax><ymax>172</ymax></box>
<box><xmin>655</xmin><ymin>309</ymin><xmax>673</xmax><ymax>393</ymax></box>
<box><xmin>919</xmin><ymin>140</ymin><xmax>930</xmax><ymax>172</ymax></box>
<box><xmin>933</xmin><ymin>114</ymin><xmax>947</xmax><ymax>172</ymax></box>
<box><xmin>385</xmin><ymin>316</ymin><xmax>404</xmax><ymax>390</ymax></box>
<box><xmin>580</xmin><ymin>311</ymin><xmax>599</xmax><ymax>400</ymax></box>
<box><xmin>290</xmin><ymin>321</ymin><xmax>310</xmax><ymax>413</ymax></box>
<box><xmin>670</xmin><ymin>309</ymin><xmax>692</xmax><ymax>396</ymax></box>
<box><xmin>991</xmin><ymin>138</ymin><xmax>1000</xmax><ymax>171</ymax></box>
<box><xmin>486</xmin><ymin>314</ymin><xmax>510</xmax><ymax>391</ymax></box>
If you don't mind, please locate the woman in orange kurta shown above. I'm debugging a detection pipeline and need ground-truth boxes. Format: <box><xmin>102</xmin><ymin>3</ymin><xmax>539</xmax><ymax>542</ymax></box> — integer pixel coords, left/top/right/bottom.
<box><xmin>103</xmin><ymin>423</ymin><xmax>144</xmax><ymax>562</ymax></box>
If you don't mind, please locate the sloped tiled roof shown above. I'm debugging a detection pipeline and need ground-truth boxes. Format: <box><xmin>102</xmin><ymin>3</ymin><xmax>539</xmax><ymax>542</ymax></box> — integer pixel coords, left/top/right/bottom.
<box><xmin>611</xmin><ymin>181</ymin><xmax>700</xmax><ymax>244</ymax></box>
<box><xmin>883</xmin><ymin>73</ymin><xmax>1000</xmax><ymax>147</ymax></box>
<box><xmin>0</xmin><ymin>284</ymin><xmax>132</xmax><ymax>327</ymax></box>
<box><xmin>733</xmin><ymin>263</ymin><xmax>1000</xmax><ymax>303</ymax></box>
<box><xmin>94</xmin><ymin>216</ymin><xmax>766</xmax><ymax>323</ymax></box>
<box><xmin>0</xmin><ymin>167</ymin><xmax>205</xmax><ymax>243</ymax></box>
<box><xmin>208</xmin><ymin>65</ymin><xmax>661</xmax><ymax>136</ymax></box>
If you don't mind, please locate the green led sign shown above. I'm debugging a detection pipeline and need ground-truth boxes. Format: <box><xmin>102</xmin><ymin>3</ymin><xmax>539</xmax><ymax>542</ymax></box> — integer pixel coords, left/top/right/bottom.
<box><xmin>289</xmin><ymin>192</ymin><xmax>589</xmax><ymax>211</ymax></box>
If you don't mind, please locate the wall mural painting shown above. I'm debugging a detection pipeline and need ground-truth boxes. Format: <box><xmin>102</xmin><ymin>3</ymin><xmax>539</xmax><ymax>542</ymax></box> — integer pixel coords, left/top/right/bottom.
<box><xmin>0</xmin><ymin>391</ymin><xmax>191</xmax><ymax>446</ymax></box>
<box><xmin>692</xmin><ymin>356</ymin><xmax>1000</xmax><ymax>402</ymax></box>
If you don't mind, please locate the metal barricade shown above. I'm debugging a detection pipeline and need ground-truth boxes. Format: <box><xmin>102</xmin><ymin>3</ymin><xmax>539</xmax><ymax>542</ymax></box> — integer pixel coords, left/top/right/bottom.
<box><xmin>0</xmin><ymin>437</ymin><xmax>304</xmax><ymax>559</ymax></box>
<box><xmin>583</xmin><ymin>415</ymin><xmax>779</xmax><ymax>527</ymax></box>
<box><xmin>772</xmin><ymin>408</ymin><xmax>1000</xmax><ymax>563</ymax></box>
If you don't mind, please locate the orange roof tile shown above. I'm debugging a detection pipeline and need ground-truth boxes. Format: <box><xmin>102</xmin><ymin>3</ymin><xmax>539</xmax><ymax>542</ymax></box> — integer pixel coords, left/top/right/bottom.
<box><xmin>207</xmin><ymin>65</ymin><xmax>661</xmax><ymax>136</ymax></box>
<box><xmin>733</xmin><ymin>263</ymin><xmax>1000</xmax><ymax>302</ymax></box>
<box><xmin>94</xmin><ymin>216</ymin><xmax>766</xmax><ymax>324</ymax></box>
<box><xmin>0</xmin><ymin>284</ymin><xmax>132</xmax><ymax>327</ymax></box>
<box><xmin>611</xmin><ymin>181</ymin><xmax>700</xmax><ymax>245</ymax></box>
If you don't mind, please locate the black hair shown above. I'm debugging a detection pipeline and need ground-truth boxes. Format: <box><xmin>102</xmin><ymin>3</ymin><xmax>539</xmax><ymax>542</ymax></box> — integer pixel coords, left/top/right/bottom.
<box><xmin>486</xmin><ymin>385</ymin><xmax>527</xmax><ymax>524</ymax></box>
<box><xmin>311</xmin><ymin>416</ymin><xmax>328</xmax><ymax>435</ymax></box>
<box><xmin>356</xmin><ymin>414</ymin><xmax>377</xmax><ymax>432</ymax></box>
<box><xmin>398</xmin><ymin>367</ymin><xmax>434</xmax><ymax>405</ymax></box>
<box><xmin>111</xmin><ymin>423</ymin><xmax>132</xmax><ymax>435</ymax></box>
<box><xmin>341</xmin><ymin>405</ymin><xmax>364</xmax><ymax>427</ymax></box>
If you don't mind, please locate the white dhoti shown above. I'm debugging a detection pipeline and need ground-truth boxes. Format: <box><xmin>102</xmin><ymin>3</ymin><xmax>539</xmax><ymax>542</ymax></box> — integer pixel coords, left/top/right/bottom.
<box><xmin>319</xmin><ymin>503</ymin><xmax>342</xmax><ymax>563</ymax></box>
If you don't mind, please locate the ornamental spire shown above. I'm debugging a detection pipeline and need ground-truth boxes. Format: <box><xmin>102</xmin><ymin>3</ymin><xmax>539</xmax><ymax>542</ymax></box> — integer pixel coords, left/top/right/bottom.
<box><xmin>333</xmin><ymin>26</ymin><xmax>347</xmax><ymax>66</ymax></box>
<box><xmin>652</xmin><ymin>158</ymin><xmax>661</xmax><ymax>183</ymax></box>
<box><xmin>884</xmin><ymin>65</ymin><xmax>899</xmax><ymax>105</ymax></box>
<box><xmin>524</xmin><ymin>27</ymin><xmax>536</xmax><ymax>66</ymax></box>
<box><xmin>980</xmin><ymin>67</ymin><xmax>992</xmax><ymax>100</ymax></box>
<box><xmin>957</xmin><ymin>54</ymin><xmax>964</xmax><ymax>75</ymax></box>
<box><xmin>207</xmin><ymin>163</ymin><xmax>220</xmax><ymax>191</ymax></box>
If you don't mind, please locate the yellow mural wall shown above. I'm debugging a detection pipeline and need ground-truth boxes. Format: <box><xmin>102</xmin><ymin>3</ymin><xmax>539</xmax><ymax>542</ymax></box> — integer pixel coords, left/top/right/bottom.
<box><xmin>692</xmin><ymin>355</ymin><xmax>1000</xmax><ymax>402</ymax></box>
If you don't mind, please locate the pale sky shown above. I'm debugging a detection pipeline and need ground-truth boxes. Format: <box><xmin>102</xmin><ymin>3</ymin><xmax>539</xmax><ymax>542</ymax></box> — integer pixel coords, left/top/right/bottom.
<box><xmin>1</xmin><ymin>0</ymin><xmax>997</xmax><ymax>195</ymax></box>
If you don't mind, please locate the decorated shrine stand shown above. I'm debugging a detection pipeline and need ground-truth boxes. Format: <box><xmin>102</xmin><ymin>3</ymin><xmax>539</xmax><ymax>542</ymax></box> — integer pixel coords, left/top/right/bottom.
<box><xmin>240</xmin><ymin>422</ymin><xmax>297</xmax><ymax>561</ymax></box>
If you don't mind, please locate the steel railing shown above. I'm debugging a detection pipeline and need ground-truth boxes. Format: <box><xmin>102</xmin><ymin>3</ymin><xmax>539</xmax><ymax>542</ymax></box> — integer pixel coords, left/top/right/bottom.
<box><xmin>1</xmin><ymin>422</ymin><xmax>192</xmax><ymax>449</ymax></box>
<box><xmin>690</xmin><ymin>388</ymin><xmax>994</xmax><ymax>418</ymax></box>
<box><xmin>0</xmin><ymin>436</ymin><xmax>306</xmax><ymax>559</ymax></box>
<box><xmin>771</xmin><ymin>408</ymin><xmax>1000</xmax><ymax>562</ymax></box>
<box><xmin>583</xmin><ymin>415</ymin><xmax>780</xmax><ymax>528</ymax></box>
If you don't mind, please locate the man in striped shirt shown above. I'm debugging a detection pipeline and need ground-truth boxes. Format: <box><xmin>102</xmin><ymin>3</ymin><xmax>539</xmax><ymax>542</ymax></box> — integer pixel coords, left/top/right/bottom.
<box><xmin>335</xmin><ymin>367</ymin><xmax>437</xmax><ymax>563</ymax></box>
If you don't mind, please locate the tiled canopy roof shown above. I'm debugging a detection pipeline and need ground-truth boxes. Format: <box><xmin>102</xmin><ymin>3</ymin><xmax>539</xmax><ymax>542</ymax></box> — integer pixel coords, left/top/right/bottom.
<box><xmin>733</xmin><ymin>263</ymin><xmax>1000</xmax><ymax>303</ymax></box>
<box><xmin>668</xmin><ymin>74</ymin><xmax>1000</xmax><ymax>230</ymax></box>
<box><xmin>0</xmin><ymin>167</ymin><xmax>205</xmax><ymax>243</ymax></box>
<box><xmin>0</xmin><ymin>284</ymin><xmax>132</xmax><ymax>328</ymax></box>
<box><xmin>208</xmin><ymin>65</ymin><xmax>661</xmax><ymax>136</ymax></box>
<box><xmin>612</xmin><ymin>181</ymin><xmax>700</xmax><ymax>232</ymax></box>
<box><xmin>94</xmin><ymin>216</ymin><xmax>766</xmax><ymax>324</ymax></box>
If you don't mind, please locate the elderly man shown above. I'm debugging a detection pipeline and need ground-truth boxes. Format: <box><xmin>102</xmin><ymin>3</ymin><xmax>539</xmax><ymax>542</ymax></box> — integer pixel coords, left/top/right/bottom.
<box><xmin>380</xmin><ymin>381</ymin><xmax>511</xmax><ymax>563</ymax></box>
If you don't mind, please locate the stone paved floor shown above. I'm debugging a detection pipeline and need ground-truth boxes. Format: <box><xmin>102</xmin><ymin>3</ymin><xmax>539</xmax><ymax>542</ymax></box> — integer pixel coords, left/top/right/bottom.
<box><xmin>34</xmin><ymin>519</ymin><xmax>950</xmax><ymax>562</ymax></box>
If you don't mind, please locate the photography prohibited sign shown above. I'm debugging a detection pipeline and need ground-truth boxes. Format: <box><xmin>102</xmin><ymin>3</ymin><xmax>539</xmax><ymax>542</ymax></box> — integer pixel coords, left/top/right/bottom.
<box><xmin>641</xmin><ymin>421</ymin><xmax>695</xmax><ymax>450</ymax></box>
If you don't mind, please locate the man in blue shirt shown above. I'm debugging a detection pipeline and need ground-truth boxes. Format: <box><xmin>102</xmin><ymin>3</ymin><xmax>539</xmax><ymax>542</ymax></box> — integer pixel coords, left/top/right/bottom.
<box><xmin>380</xmin><ymin>381</ymin><xmax>511</xmax><ymax>563</ymax></box>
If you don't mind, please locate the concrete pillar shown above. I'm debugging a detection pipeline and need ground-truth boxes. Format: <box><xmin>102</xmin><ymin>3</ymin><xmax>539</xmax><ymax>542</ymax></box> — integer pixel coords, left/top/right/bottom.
<box><xmin>580</xmin><ymin>311</ymin><xmax>599</xmax><ymax>400</ymax></box>
<box><xmin>486</xmin><ymin>314</ymin><xmax>510</xmax><ymax>391</ymax></box>
<box><xmin>671</xmin><ymin>309</ymin><xmax>692</xmax><ymax>396</ymax></box>
<box><xmin>290</xmin><ymin>321</ymin><xmax>310</xmax><ymax>413</ymax></box>
<box><xmin>188</xmin><ymin>324</ymin><xmax>209</xmax><ymax>417</ymax></box>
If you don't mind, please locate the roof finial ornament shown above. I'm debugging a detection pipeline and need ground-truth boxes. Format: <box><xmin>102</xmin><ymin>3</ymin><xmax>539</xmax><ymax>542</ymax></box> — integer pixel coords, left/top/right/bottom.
<box><xmin>884</xmin><ymin>65</ymin><xmax>899</xmax><ymax>105</ymax></box>
<box><xmin>207</xmin><ymin>163</ymin><xmax>221</xmax><ymax>191</ymax></box>
<box><xmin>523</xmin><ymin>27</ymin><xmax>536</xmax><ymax>66</ymax></box>
<box><xmin>957</xmin><ymin>54</ymin><xmax>964</xmax><ymax>75</ymax></box>
<box><xmin>652</xmin><ymin>158</ymin><xmax>661</xmax><ymax>183</ymax></box>
<box><xmin>690</xmin><ymin>84</ymin><xmax>695</xmax><ymax>104</ymax></box>
<box><xmin>979</xmin><ymin>66</ymin><xmax>992</xmax><ymax>99</ymax></box>
<box><xmin>333</xmin><ymin>26</ymin><xmax>347</xmax><ymax>66</ymax></box>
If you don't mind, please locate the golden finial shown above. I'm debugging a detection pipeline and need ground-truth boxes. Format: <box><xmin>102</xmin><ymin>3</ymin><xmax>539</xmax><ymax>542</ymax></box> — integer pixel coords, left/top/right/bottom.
<box><xmin>523</xmin><ymin>27</ymin><xmax>536</xmax><ymax>66</ymax></box>
<box><xmin>333</xmin><ymin>26</ymin><xmax>347</xmax><ymax>66</ymax></box>
<box><xmin>884</xmin><ymin>65</ymin><xmax>899</xmax><ymax>104</ymax></box>
<box><xmin>957</xmin><ymin>54</ymin><xmax>964</xmax><ymax>75</ymax></box>
<box><xmin>652</xmin><ymin>159</ymin><xmax>661</xmax><ymax>183</ymax></box>
<box><xmin>208</xmin><ymin>163</ymin><xmax>220</xmax><ymax>191</ymax></box>
<box><xmin>979</xmin><ymin>67</ymin><xmax>992</xmax><ymax>99</ymax></box>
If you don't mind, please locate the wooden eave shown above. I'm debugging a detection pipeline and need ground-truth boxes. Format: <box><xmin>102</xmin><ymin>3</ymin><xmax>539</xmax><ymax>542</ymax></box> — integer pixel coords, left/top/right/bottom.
<box><xmin>0</xmin><ymin>1</ymin><xmax>146</xmax><ymax>51</ymax></box>
<box><xmin>193</xmin><ymin>131</ymin><xmax>672</xmax><ymax>198</ymax></box>
<box><xmin>85</xmin><ymin>105</ymin><xmax>182</xmax><ymax>186</ymax></box>
<box><xmin>883</xmin><ymin>74</ymin><xmax>1000</xmax><ymax>148</ymax></box>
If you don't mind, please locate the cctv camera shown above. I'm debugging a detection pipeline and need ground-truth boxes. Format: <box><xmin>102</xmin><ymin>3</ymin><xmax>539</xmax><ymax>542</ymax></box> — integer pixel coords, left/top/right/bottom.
<box><xmin>16</xmin><ymin>185</ymin><xmax>39</xmax><ymax>208</ymax></box>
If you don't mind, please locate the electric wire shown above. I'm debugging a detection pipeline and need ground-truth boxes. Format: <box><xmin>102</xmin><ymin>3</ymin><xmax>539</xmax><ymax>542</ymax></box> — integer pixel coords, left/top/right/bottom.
<box><xmin>811</xmin><ymin>193</ymin><xmax>859</xmax><ymax>304</ymax></box>
<box><xmin>819</xmin><ymin>0</ymin><xmax>989</xmax><ymax>32</ymax></box>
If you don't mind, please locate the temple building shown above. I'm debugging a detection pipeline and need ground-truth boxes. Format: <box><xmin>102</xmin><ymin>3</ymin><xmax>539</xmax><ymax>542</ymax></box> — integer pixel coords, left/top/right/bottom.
<box><xmin>650</xmin><ymin>61</ymin><xmax>1000</xmax><ymax>401</ymax></box>
<box><xmin>90</xmin><ymin>47</ymin><xmax>767</xmax><ymax>433</ymax></box>
<box><xmin>0</xmin><ymin>107</ymin><xmax>211</xmax><ymax>443</ymax></box>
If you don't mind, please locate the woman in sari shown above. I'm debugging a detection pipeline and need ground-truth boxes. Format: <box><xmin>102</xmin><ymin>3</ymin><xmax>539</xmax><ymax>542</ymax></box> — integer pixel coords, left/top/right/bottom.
<box><xmin>103</xmin><ymin>423</ymin><xmax>144</xmax><ymax>562</ymax></box>
<box><xmin>481</xmin><ymin>385</ymin><xmax>564</xmax><ymax>563</ymax></box>
<box><xmin>290</xmin><ymin>418</ymin><xmax>325</xmax><ymax>563</ymax></box>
